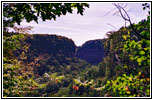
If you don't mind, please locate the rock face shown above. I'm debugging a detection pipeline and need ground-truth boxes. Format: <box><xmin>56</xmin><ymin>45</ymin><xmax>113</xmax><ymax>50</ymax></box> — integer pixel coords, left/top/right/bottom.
<box><xmin>25</xmin><ymin>34</ymin><xmax>76</xmax><ymax>61</ymax></box>
<box><xmin>25</xmin><ymin>34</ymin><xmax>105</xmax><ymax>65</ymax></box>
<box><xmin>76</xmin><ymin>39</ymin><xmax>105</xmax><ymax>65</ymax></box>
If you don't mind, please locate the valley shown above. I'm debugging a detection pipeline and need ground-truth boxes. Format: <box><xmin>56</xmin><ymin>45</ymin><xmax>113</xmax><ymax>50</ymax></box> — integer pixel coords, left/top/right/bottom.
<box><xmin>3</xmin><ymin>2</ymin><xmax>150</xmax><ymax>98</ymax></box>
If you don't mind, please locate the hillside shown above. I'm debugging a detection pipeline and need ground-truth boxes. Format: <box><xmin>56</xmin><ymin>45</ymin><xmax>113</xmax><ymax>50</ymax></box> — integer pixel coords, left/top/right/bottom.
<box><xmin>19</xmin><ymin>34</ymin><xmax>94</xmax><ymax>76</ymax></box>
<box><xmin>76</xmin><ymin>39</ymin><xmax>105</xmax><ymax>65</ymax></box>
<box><xmin>25</xmin><ymin>34</ymin><xmax>76</xmax><ymax>60</ymax></box>
<box><xmin>24</xmin><ymin>34</ymin><xmax>106</xmax><ymax>65</ymax></box>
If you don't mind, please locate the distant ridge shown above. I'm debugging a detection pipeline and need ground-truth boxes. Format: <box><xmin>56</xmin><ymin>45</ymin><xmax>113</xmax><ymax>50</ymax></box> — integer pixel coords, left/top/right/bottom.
<box><xmin>75</xmin><ymin>39</ymin><xmax>105</xmax><ymax>65</ymax></box>
<box><xmin>25</xmin><ymin>34</ymin><xmax>105</xmax><ymax>65</ymax></box>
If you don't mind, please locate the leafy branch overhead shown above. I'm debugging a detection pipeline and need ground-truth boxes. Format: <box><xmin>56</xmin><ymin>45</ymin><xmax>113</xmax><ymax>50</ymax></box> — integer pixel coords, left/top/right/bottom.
<box><xmin>3</xmin><ymin>3</ymin><xmax>89</xmax><ymax>25</ymax></box>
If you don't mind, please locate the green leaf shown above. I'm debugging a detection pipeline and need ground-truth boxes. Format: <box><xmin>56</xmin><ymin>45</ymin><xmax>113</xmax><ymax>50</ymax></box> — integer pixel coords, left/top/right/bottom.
<box><xmin>113</xmin><ymin>88</ymin><xmax>116</xmax><ymax>92</ymax></box>
<box><xmin>122</xmin><ymin>35</ymin><xmax>127</xmax><ymax>40</ymax></box>
<box><xmin>117</xmin><ymin>76</ymin><xmax>121</xmax><ymax>80</ymax></box>
<box><xmin>130</xmin><ymin>56</ymin><xmax>134</xmax><ymax>60</ymax></box>
<box><xmin>146</xmin><ymin>89</ymin><xmax>150</xmax><ymax>93</ymax></box>
<box><xmin>137</xmin><ymin>44</ymin><xmax>142</xmax><ymax>48</ymax></box>
<box><xmin>123</xmin><ymin>74</ymin><xmax>126</xmax><ymax>77</ymax></box>
<box><xmin>124</xmin><ymin>44</ymin><xmax>128</xmax><ymax>49</ymax></box>
<box><xmin>139</xmin><ymin>51</ymin><xmax>145</xmax><ymax>55</ymax></box>
<box><xmin>138</xmin><ymin>72</ymin><xmax>142</xmax><ymax>76</ymax></box>
<box><xmin>137</xmin><ymin>58</ymin><xmax>142</xmax><ymax>63</ymax></box>
<box><xmin>121</xmin><ymin>77</ymin><xmax>126</xmax><ymax>81</ymax></box>
<box><xmin>127</xmin><ymin>31</ymin><xmax>130</xmax><ymax>35</ymax></box>
<box><xmin>107</xmin><ymin>80</ymin><xmax>110</xmax><ymax>84</ymax></box>
<box><xmin>140</xmin><ymin>86</ymin><xmax>144</xmax><ymax>90</ymax></box>
<box><xmin>127</xmin><ymin>91</ymin><xmax>131</xmax><ymax>94</ymax></box>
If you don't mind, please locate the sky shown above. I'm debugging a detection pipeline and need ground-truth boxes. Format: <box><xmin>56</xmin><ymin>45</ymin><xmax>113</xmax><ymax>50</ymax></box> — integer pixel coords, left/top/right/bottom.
<box><xmin>15</xmin><ymin>3</ymin><xmax>149</xmax><ymax>46</ymax></box>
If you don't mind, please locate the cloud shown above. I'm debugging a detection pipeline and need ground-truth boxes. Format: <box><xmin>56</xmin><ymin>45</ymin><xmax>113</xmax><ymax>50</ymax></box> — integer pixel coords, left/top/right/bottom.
<box><xmin>21</xmin><ymin>21</ymin><xmax>93</xmax><ymax>34</ymax></box>
<box><xmin>18</xmin><ymin>3</ymin><xmax>148</xmax><ymax>46</ymax></box>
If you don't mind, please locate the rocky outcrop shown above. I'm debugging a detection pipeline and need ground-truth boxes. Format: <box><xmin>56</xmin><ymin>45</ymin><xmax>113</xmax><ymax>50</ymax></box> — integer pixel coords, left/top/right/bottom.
<box><xmin>76</xmin><ymin>39</ymin><xmax>105</xmax><ymax>65</ymax></box>
<box><xmin>25</xmin><ymin>34</ymin><xmax>105</xmax><ymax>65</ymax></box>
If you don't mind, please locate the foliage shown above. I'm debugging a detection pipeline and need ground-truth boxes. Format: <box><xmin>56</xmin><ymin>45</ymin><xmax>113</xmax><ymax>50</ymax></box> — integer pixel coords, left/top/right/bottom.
<box><xmin>3</xmin><ymin>63</ymin><xmax>39</xmax><ymax>97</ymax></box>
<box><xmin>100</xmin><ymin>3</ymin><xmax>150</xmax><ymax>97</ymax></box>
<box><xmin>3</xmin><ymin>3</ymin><xmax>91</xmax><ymax>97</ymax></box>
<box><xmin>104</xmin><ymin>72</ymin><xmax>150</xmax><ymax>97</ymax></box>
<box><xmin>3</xmin><ymin>32</ymin><xmax>93</xmax><ymax>97</ymax></box>
<box><xmin>3</xmin><ymin>32</ymin><xmax>25</xmax><ymax>58</ymax></box>
<box><xmin>3</xmin><ymin>3</ymin><xmax>150</xmax><ymax>97</ymax></box>
<box><xmin>3</xmin><ymin>3</ymin><xmax>89</xmax><ymax>31</ymax></box>
<box><xmin>3</xmin><ymin>33</ymin><xmax>40</xmax><ymax>97</ymax></box>
<box><xmin>121</xmin><ymin>5</ymin><xmax>150</xmax><ymax>75</ymax></box>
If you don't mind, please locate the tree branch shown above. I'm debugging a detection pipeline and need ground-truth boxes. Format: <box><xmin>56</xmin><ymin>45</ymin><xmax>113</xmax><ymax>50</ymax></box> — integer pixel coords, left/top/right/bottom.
<box><xmin>113</xmin><ymin>3</ymin><xmax>149</xmax><ymax>40</ymax></box>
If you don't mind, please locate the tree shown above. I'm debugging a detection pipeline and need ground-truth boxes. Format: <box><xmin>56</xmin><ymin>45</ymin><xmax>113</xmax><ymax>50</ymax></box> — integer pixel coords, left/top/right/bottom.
<box><xmin>3</xmin><ymin>3</ymin><xmax>90</xmax><ymax>97</ymax></box>
<box><xmin>113</xmin><ymin>3</ymin><xmax>149</xmax><ymax>40</ymax></box>
<box><xmin>101</xmin><ymin>3</ymin><xmax>150</xmax><ymax>97</ymax></box>
<box><xmin>3</xmin><ymin>3</ymin><xmax>89</xmax><ymax>31</ymax></box>
<box><xmin>114</xmin><ymin>3</ymin><xmax>150</xmax><ymax>74</ymax></box>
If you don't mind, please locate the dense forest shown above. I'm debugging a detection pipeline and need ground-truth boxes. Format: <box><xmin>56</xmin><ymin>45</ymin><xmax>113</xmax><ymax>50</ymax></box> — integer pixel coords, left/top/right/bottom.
<box><xmin>3</xmin><ymin>3</ymin><xmax>150</xmax><ymax>97</ymax></box>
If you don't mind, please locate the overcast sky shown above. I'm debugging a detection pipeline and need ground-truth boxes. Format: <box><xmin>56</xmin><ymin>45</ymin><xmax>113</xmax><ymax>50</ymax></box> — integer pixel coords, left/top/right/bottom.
<box><xmin>17</xmin><ymin>3</ymin><xmax>149</xmax><ymax>46</ymax></box>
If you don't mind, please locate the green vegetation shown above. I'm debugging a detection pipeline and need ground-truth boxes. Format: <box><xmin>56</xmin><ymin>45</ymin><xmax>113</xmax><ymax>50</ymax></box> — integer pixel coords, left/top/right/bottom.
<box><xmin>3</xmin><ymin>3</ymin><xmax>150</xmax><ymax>97</ymax></box>
<box><xmin>3</xmin><ymin>3</ymin><xmax>89</xmax><ymax>31</ymax></box>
